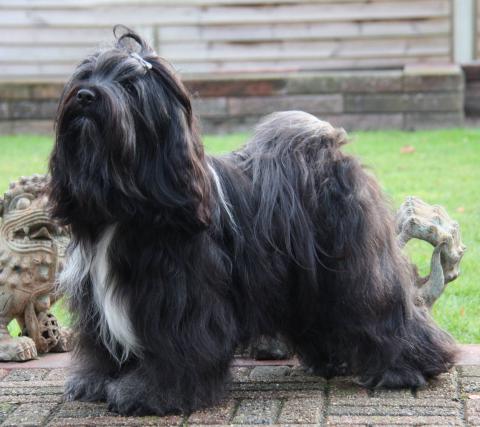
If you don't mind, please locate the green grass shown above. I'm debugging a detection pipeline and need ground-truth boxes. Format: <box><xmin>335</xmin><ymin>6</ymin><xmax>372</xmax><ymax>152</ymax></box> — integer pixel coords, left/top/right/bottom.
<box><xmin>1</xmin><ymin>129</ymin><xmax>479</xmax><ymax>343</ymax></box>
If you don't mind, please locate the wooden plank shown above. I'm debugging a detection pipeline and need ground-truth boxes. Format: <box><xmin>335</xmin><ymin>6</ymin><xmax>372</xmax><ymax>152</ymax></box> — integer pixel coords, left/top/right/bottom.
<box><xmin>0</xmin><ymin>0</ymin><xmax>441</xmax><ymax>9</ymax></box>
<box><xmin>0</xmin><ymin>37</ymin><xmax>449</xmax><ymax>64</ymax></box>
<box><xmin>0</xmin><ymin>19</ymin><xmax>450</xmax><ymax>46</ymax></box>
<box><xmin>0</xmin><ymin>0</ymin><xmax>455</xmax><ymax>79</ymax></box>
<box><xmin>0</xmin><ymin>1</ymin><xmax>451</xmax><ymax>27</ymax></box>
<box><xmin>170</xmin><ymin>56</ymin><xmax>451</xmax><ymax>73</ymax></box>
<box><xmin>0</xmin><ymin>28</ymin><xmax>114</xmax><ymax>46</ymax></box>
<box><xmin>0</xmin><ymin>56</ymin><xmax>450</xmax><ymax>79</ymax></box>
<box><xmin>157</xmin><ymin>19</ymin><xmax>450</xmax><ymax>43</ymax></box>
<box><xmin>0</xmin><ymin>20</ymin><xmax>450</xmax><ymax>48</ymax></box>
<box><xmin>159</xmin><ymin>37</ymin><xmax>450</xmax><ymax>62</ymax></box>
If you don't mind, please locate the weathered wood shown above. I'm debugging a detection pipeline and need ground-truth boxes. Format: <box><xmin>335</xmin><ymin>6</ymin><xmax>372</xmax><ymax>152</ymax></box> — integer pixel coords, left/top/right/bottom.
<box><xmin>0</xmin><ymin>57</ymin><xmax>452</xmax><ymax>78</ymax></box>
<box><xmin>0</xmin><ymin>0</ymin><xmax>454</xmax><ymax>79</ymax></box>
<box><xmin>0</xmin><ymin>20</ymin><xmax>450</xmax><ymax>46</ymax></box>
<box><xmin>0</xmin><ymin>1</ymin><xmax>451</xmax><ymax>27</ymax></box>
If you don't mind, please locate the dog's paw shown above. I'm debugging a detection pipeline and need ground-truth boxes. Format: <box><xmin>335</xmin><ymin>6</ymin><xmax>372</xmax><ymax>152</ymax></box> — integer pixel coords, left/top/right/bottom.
<box><xmin>106</xmin><ymin>377</ymin><xmax>183</xmax><ymax>416</ymax></box>
<box><xmin>107</xmin><ymin>397</ymin><xmax>154</xmax><ymax>416</ymax></box>
<box><xmin>64</xmin><ymin>373</ymin><xmax>109</xmax><ymax>402</ymax></box>
<box><xmin>309</xmin><ymin>362</ymin><xmax>350</xmax><ymax>379</ymax></box>
<box><xmin>359</xmin><ymin>367</ymin><xmax>427</xmax><ymax>389</ymax></box>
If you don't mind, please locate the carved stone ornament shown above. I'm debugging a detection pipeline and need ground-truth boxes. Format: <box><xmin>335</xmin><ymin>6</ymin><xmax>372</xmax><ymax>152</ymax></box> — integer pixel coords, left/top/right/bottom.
<box><xmin>396</xmin><ymin>196</ymin><xmax>466</xmax><ymax>308</ymax></box>
<box><xmin>0</xmin><ymin>175</ymin><xmax>72</xmax><ymax>361</ymax></box>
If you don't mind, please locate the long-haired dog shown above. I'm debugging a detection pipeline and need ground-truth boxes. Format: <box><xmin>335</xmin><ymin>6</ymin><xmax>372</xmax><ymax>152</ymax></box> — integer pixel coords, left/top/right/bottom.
<box><xmin>49</xmin><ymin>27</ymin><xmax>457</xmax><ymax>416</ymax></box>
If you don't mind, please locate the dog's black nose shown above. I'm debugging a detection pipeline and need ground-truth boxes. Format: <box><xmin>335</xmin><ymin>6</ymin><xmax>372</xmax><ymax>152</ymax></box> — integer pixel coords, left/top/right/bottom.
<box><xmin>76</xmin><ymin>88</ymin><xmax>96</xmax><ymax>106</ymax></box>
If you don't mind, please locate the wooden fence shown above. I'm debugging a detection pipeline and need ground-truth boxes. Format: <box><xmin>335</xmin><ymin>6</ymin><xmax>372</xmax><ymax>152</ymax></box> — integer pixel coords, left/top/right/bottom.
<box><xmin>0</xmin><ymin>0</ymin><xmax>454</xmax><ymax>80</ymax></box>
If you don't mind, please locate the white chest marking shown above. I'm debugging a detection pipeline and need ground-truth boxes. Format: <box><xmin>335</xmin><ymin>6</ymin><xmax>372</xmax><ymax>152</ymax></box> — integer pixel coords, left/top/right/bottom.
<box><xmin>60</xmin><ymin>226</ymin><xmax>141</xmax><ymax>363</ymax></box>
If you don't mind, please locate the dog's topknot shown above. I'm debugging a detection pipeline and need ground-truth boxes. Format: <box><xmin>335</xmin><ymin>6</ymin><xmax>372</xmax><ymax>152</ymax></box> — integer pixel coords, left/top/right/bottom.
<box><xmin>113</xmin><ymin>25</ymin><xmax>153</xmax><ymax>54</ymax></box>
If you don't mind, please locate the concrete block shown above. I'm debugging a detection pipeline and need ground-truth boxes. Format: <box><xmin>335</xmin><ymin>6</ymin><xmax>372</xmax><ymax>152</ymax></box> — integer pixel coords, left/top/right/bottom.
<box><xmin>2</xmin><ymin>369</ymin><xmax>50</xmax><ymax>382</ymax></box>
<box><xmin>278</xmin><ymin>396</ymin><xmax>323</xmax><ymax>424</ymax></box>
<box><xmin>404</xmin><ymin>112</ymin><xmax>464</xmax><ymax>130</ymax></box>
<box><xmin>2</xmin><ymin>402</ymin><xmax>58</xmax><ymax>427</ymax></box>
<box><xmin>10</xmin><ymin>120</ymin><xmax>54</xmax><ymax>135</ymax></box>
<box><xmin>286</xmin><ymin>73</ymin><xmax>342</xmax><ymax>94</ymax></box>
<box><xmin>340</xmin><ymin>70</ymin><xmax>403</xmax><ymax>93</ymax></box>
<box><xmin>458</xmin><ymin>365</ymin><xmax>480</xmax><ymax>377</ymax></box>
<box><xmin>416</xmin><ymin>371</ymin><xmax>458</xmax><ymax>399</ymax></box>
<box><xmin>232</xmin><ymin>398</ymin><xmax>281</xmax><ymax>424</ymax></box>
<box><xmin>407</xmin><ymin>92</ymin><xmax>464</xmax><ymax>112</ymax></box>
<box><xmin>0</xmin><ymin>84</ymin><xmax>31</xmax><ymax>100</ymax></box>
<box><xmin>187</xmin><ymin>76</ymin><xmax>287</xmax><ymax>97</ymax></box>
<box><xmin>0</xmin><ymin>102</ymin><xmax>9</xmax><ymax>119</ymax></box>
<box><xmin>344</xmin><ymin>93</ymin><xmax>408</xmax><ymax>113</ymax></box>
<box><xmin>228</xmin><ymin>94</ymin><xmax>343</xmax><ymax>116</ymax></box>
<box><xmin>9</xmin><ymin>100</ymin><xmax>57</xmax><ymax>120</ymax></box>
<box><xmin>322</xmin><ymin>113</ymin><xmax>404</xmax><ymax>131</ymax></box>
<box><xmin>249</xmin><ymin>365</ymin><xmax>291</xmax><ymax>381</ymax></box>
<box><xmin>187</xmin><ymin>399</ymin><xmax>236</xmax><ymax>424</ymax></box>
<box><xmin>30</xmin><ymin>83</ymin><xmax>63</xmax><ymax>99</ymax></box>
<box><xmin>0</xmin><ymin>403</ymin><xmax>15</xmax><ymax>423</ymax></box>
<box><xmin>192</xmin><ymin>97</ymin><xmax>228</xmax><ymax>117</ymax></box>
<box><xmin>404</xmin><ymin>64</ymin><xmax>464</xmax><ymax>92</ymax></box>
<box><xmin>466</xmin><ymin>398</ymin><xmax>480</xmax><ymax>426</ymax></box>
<box><xmin>326</xmin><ymin>414</ymin><xmax>461</xmax><ymax>425</ymax></box>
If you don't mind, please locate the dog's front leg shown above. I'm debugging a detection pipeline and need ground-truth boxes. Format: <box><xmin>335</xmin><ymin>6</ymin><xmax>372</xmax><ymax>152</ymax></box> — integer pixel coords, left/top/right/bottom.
<box><xmin>106</xmin><ymin>354</ymin><xmax>232</xmax><ymax>416</ymax></box>
<box><xmin>65</xmin><ymin>332</ymin><xmax>121</xmax><ymax>402</ymax></box>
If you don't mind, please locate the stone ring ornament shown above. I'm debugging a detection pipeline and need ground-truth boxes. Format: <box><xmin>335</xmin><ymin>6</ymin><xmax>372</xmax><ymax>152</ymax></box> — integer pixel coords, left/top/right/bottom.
<box><xmin>396</xmin><ymin>196</ymin><xmax>466</xmax><ymax>309</ymax></box>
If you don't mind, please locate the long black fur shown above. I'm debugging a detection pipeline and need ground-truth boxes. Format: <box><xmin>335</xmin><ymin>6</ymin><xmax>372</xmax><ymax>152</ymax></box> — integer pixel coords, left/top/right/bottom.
<box><xmin>49</xmin><ymin>27</ymin><xmax>457</xmax><ymax>416</ymax></box>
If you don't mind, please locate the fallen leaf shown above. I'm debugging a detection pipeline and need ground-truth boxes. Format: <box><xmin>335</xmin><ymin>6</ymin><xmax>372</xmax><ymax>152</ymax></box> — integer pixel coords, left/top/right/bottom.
<box><xmin>400</xmin><ymin>145</ymin><xmax>416</xmax><ymax>154</ymax></box>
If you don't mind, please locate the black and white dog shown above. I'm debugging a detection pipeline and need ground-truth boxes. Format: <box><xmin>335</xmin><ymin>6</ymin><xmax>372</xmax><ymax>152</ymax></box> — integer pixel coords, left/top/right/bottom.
<box><xmin>49</xmin><ymin>27</ymin><xmax>456</xmax><ymax>416</ymax></box>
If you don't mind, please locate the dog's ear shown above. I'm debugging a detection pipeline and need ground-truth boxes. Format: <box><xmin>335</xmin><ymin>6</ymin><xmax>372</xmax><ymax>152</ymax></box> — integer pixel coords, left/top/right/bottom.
<box><xmin>134</xmin><ymin>57</ymin><xmax>212</xmax><ymax>232</ymax></box>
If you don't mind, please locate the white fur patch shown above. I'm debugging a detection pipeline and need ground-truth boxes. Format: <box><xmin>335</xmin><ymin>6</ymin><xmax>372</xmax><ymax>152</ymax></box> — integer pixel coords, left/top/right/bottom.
<box><xmin>60</xmin><ymin>226</ymin><xmax>141</xmax><ymax>363</ymax></box>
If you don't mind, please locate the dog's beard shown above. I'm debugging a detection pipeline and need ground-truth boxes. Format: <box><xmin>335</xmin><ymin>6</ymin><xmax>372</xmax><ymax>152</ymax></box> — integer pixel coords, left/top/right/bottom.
<box><xmin>52</xmin><ymin>86</ymin><xmax>142</xmax><ymax>230</ymax></box>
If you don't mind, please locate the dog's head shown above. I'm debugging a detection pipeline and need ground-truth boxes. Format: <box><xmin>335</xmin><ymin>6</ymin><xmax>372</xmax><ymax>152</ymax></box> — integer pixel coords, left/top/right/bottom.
<box><xmin>50</xmin><ymin>27</ymin><xmax>211</xmax><ymax>234</ymax></box>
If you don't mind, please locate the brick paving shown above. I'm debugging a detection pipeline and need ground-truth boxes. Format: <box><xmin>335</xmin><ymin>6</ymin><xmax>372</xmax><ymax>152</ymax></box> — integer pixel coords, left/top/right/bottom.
<box><xmin>0</xmin><ymin>346</ymin><xmax>478</xmax><ymax>426</ymax></box>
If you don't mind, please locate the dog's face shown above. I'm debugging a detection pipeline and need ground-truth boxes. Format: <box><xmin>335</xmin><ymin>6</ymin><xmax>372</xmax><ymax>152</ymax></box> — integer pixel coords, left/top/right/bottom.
<box><xmin>50</xmin><ymin>28</ymin><xmax>211</xmax><ymax>233</ymax></box>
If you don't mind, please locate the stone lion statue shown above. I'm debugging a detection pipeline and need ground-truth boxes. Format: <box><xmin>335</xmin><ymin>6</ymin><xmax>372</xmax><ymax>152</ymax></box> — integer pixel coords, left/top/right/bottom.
<box><xmin>0</xmin><ymin>174</ymin><xmax>72</xmax><ymax>361</ymax></box>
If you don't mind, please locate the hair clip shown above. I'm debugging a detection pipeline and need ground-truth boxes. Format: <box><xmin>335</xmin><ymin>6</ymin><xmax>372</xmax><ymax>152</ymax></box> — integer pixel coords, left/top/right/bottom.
<box><xmin>130</xmin><ymin>52</ymin><xmax>152</xmax><ymax>70</ymax></box>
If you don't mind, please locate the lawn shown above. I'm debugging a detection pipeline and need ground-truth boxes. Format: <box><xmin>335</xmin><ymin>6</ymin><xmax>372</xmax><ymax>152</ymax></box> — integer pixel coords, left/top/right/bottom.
<box><xmin>1</xmin><ymin>129</ymin><xmax>479</xmax><ymax>343</ymax></box>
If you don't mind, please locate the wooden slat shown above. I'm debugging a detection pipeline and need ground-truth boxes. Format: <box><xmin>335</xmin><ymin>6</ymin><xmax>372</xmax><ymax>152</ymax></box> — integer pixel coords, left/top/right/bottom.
<box><xmin>0</xmin><ymin>0</ymin><xmax>454</xmax><ymax>80</ymax></box>
<box><xmin>159</xmin><ymin>37</ymin><xmax>450</xmax><ymax>62</ymax></box>
<box><xmin>0</xmin><ymin>56</ymin><xmax>450</xmax><ymax>79</ymax></box>
<box><xmin>0</xmin><ymin>1</ymin><xmax>450</xmax><ymax>27</ymax></box>
<box><xmin>157</xmin><ymin>20</ymin><xmax>450</xmax><ymax>43</ymax></box>
<box><xmin>0</xmin><ymin>20</ymin><xmax>450</xmax><ymax>47</ymax></box>
<box><xmin>0</xmin><ymin>0</ymin><xmax>447</xmax><ymax>9</ymax></box>
<box><xmin>0</xmin><ymin>37</ymin><xmax>449</xmax><ymax>64</ymax></box>
<box><xmin>0</xmin><ymin>19</ymin><xmax>450</xmax><ymax>46</ymax></box>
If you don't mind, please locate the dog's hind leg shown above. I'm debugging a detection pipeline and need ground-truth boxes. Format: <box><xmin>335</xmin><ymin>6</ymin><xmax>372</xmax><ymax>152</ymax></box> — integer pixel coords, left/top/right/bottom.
<box><xmin>301</xmin><ymin>147</ymin><xmax>457</xmax><ymax>389</ymax></box>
